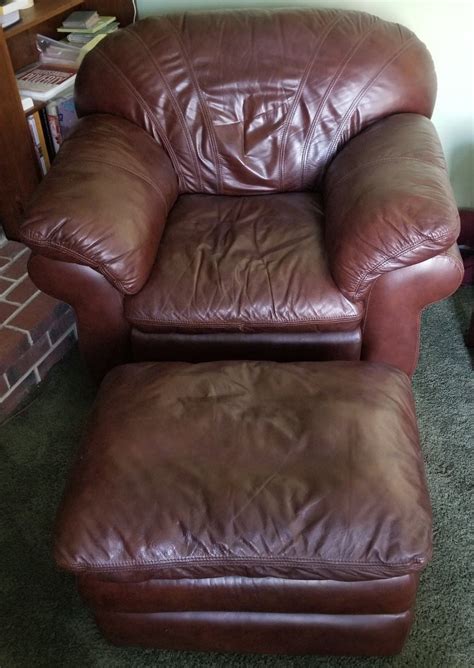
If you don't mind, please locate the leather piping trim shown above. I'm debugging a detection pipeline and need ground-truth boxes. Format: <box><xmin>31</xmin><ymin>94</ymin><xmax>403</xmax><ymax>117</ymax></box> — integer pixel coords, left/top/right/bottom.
<box><xmin>320</xmin><ymin>37</ymin><xmax>416</xmax><ymax>173</ymax></box>
<box><xmin>327</xmin><ymin>156</ymin><xmax>446</xmax><ymax>192</ymax></box>
<box><xmin>20</xmin><ymin>233</ymin><xmax>131</xmax><ymax>295</ymax></box>
<box><xmin>126</xmin><ymin>28</ymin><xmax>205</xmax><ymax>192</ymax></box>
<box><xmin>94</xmin><ymin>48</ymin><xmax>186</xmax><ymax>190</ymax></box>
<box><xmin>300</xmin><ymin>20</ymin><xmax>379</xmax><ymax>188</ymax></box>
<box><xmin>57</xmin><ymin>554</ymin><xmax>427</xmax><ymax>575</ymax></box>
<box><xmin>127</xmin><ymin>314</ymin><xmax>362</xmax><ymax>328</ymax></box>
<box><xmin>164</xmin><ymin>18</ymin><xmax>223</xmax><ymax>194</ymax></box>
<box><xmin>68</xmin><ymin>157</ymin><xmax>170</xmax><ymax>209</ymax></box>
<box><xmin>352</xmin><ymin>231</ymin><xmax>453</xmax><ymax>300</ymax></box>
<box><xmin>278</xmin><ymin>14</ymin><xmax>343</xmax><ymax>190</ymax></box>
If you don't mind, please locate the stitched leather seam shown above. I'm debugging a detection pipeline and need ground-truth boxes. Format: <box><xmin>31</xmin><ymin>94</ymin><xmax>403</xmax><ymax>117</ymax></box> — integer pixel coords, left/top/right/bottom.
<box><xmin>300</xmin><ymin>21</ymin><xmax>379</xmax><ymax>189</ymax></box>
<box><xmin>127</xmin><ymin>314</ymin><xmax>362</xmax><ymax>327</ymax></box>
<box><xmin>127</xmin><ymin>29</ymin><xmax>205</xmax><ymax>192</ymax></box>
<box><xmin>328</xmin><ymin>156</ymin><xmax>444</xmax><ymax>192</ymax></box>
<box><xmin>164</xmin><ymin>18</ymin><xmax>223</xmax><ymax>194</ymax></box>
<box><xmin>95</xmin><ymin>47</ymin><xmax>186</xmax><ymax>190</ymax></box>
<box><xmin>278</xmin><ymin>14</ymin><xmax>343</xmax><ymax>190</ymax></box>
<box><xmin>353</xmin><ymin>231</ymin><xmax>452</xmax><ymax>300</ymax></box>
<box><xmin>19</xmin><ymin>234</ymin><xmax>130</xmax><ymax>294</ymax></box>
<box><xmin>321</xmin><ymin>37</ymin><xmax>416</xmax><ymax>172</ymax></box>
<box><xmin>59</xmin><ymin>554</ymin><xmax>425</xmax><ymax>573</ymax></box>
<box><xmin>71</xmin><ymin>157</ymin><xmax>168</xmax><ymax>208</ymax></box>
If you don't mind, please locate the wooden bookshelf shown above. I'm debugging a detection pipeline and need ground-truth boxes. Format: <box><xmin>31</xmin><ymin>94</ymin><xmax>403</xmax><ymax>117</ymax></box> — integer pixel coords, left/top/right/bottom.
<box><xmin>0</xmin><ymin>0</ymin><xmax>134</xmax><ymax>240</ymax></box>
<box><xmin>5</xmin><ymin>0</ymin><xmax>83</xmax><ymax>39</ymax></box>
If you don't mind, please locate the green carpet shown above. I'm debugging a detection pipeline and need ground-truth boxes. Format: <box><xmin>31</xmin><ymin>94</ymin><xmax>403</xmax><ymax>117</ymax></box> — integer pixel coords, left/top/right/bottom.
<box><xmin>1</xmin><ymin>288</ymin><xmax>473</xmax><ymax>668</ymax></box>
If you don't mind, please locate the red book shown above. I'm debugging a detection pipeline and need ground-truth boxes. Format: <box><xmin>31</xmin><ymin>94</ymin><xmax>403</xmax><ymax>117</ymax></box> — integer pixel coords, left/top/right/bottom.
<box><xmin>16</xmin><ymin>62</ymin><xmax>76</xmax><ymax>101</ymax></box>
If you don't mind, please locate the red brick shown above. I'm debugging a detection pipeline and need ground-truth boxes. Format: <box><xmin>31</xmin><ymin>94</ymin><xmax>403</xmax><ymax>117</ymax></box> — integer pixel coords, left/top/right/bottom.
<box><xmin>0</xmin><ymin>257</ymin><xmax>10</xmax><ymax>269</ymax></box>
<box><xmin>2</xmin><ymin>251</ymin><xmax>30</xmax><ymax>281</ymax></box>
<box><xmin>48</xmin><ymin>307</ymin><xmax>76</xmax><ymax>345</ymax></box>
<box><xmin>38</xmin><ymin>329</ymin><xmax>76</xmax><ymax>380</ymax></box>
<box><xmin>0</xmin><ymin>371</ymin><xmax>36</xmax><ymax>420</ymax></box>
<box><xmin>0</xmin><ymin>277</ymin><xmax>15</xmax><ymax>295</ymax></box>
<box><xmin>0</xmin><ymin>301</ymin><xmax>20</xmax><ymax>324</ymax></box>
<box><xmin>8</xmin><ymin>293</ymin><xmax>68</xmax><ymax>342</ymax></box>
<box><xmin>0</xmin><ymin>373</ymin><xmax>9</xmax><ymax>397</ymax></box>
<box><xmin>2</xmin><ymin>276</ymin><xmax>38</xmax><ymax>305</ymax></box>
<box><xmin>5</xmin><ymin>333</ymin><xmax>50</xmax><ymax>386</ymax></box>
<box><xmin>0</xmin><ymin>240</ymin><xmax>26</xmax><ymax>260</ymax></box>
<box><xmin>0</xmin><ymin>327</ymin><xmax>30</xmax><ymax>374</ymax></box>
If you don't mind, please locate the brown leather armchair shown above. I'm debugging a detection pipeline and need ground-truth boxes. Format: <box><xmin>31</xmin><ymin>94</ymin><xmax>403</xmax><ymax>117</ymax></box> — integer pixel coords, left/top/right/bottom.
<box><xmin>19</xmin><ymin>9</ymin><xmax>463</xmax><ymax>379</ymax></box>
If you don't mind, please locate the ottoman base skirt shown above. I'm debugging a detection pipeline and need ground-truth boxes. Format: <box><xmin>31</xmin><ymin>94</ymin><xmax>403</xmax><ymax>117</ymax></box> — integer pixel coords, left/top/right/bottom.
<box><xmin>95</xmin><ymin>610</ymin><xmax>413</xmax><ymax>656</ymax></box>
<box><xmin>55</xmin><ymin>361</ymin><xmax>433</xmax><ymax>656</ymax></box>
<box><xmin>80</xmin><ymin>572</ymin><xmax>419</xmax><ymax>654</ymax></box>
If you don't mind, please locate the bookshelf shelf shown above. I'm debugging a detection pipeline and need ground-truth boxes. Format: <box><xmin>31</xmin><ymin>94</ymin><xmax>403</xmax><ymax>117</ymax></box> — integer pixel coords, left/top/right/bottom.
<box><xmin>0</xmin><ymin>0</ymin><xmax>134</xmax><ymax>239</ymax></box>
<box><xmin>5</xmin><ymin>0</ymin><xmax>83</xmax><ymax>40</ymax></box>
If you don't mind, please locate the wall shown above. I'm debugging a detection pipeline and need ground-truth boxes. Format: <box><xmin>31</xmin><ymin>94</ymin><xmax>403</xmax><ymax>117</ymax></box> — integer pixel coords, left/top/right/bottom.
<box><xmin>137</xmin><ymin>0</ymin><xmax>474</xmax><ymax>207</ymax></box>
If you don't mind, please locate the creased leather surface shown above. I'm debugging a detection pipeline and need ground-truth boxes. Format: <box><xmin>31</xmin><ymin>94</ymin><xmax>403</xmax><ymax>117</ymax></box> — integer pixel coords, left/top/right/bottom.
<box><xmin>324</xmin><ymin>114</ymin><xmax>460</xmax><ymax>301</ymax></box>
<box><xmin>79</xmin><ymin>573</ymin><xmax>418</xmax><ymax>615</ymax></box>
<box><xmin>19</xmin><ymin>115</ymin><xmax>178</xmax><ymax>295</ymax></box>
<box><xmin>54</xmin><ymin>361</ymin><xmax>432</xmax><ymax>581</ymax></box>
<box><xmin>125</xmin><ymin>192</ymin><xmax>362</xmax><ymax>333</ymax></box>
<box><xmin>75</xmin><ymin>10</ymin><xmax>435</xmax><ymax>193</ymax></box>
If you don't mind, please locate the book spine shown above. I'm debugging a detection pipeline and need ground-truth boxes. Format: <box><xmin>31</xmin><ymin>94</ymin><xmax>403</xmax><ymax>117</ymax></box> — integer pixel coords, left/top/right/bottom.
<box><xmin>27</xmin><ymin>114</ymin><xmax>48</xmax><ymax>177</ymax></box>
<box><xmin>46</xmin><ymin>101</ymin><xmax>62</xmax><ymax>152</ymax></box>
<box><xmin>32</xmin><ymin>111</ymin><xmax>51</xmax><ymax>173</ymax></box>
<box><xmin>57</xmin><ymin>97</ymin><xmax>79</xmax><ymax>141</ymax></box>
<box><xmin>39</xmin><ymin>106</ymin><xmax>56</xmax><ymax>162</ymax></box>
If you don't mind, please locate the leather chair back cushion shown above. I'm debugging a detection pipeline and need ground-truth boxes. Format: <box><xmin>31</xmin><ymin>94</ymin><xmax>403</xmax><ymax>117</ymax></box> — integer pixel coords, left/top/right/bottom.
<box><xmin>75</xmin><ymin>9</ymin><xmax>436</xmax><ymax>195</ymax></box>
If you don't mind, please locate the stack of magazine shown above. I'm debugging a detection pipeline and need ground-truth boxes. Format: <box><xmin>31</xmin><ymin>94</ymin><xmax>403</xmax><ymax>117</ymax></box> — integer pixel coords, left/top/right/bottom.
<box><xmin>0</xmin><ymin>0</ymin><xmax>34</xmax><ymax>29</ymax></box>
<box><xmin>57</xmin><ymin>10</ymin><xmax>118</xmax><ymax>45</ymax></box>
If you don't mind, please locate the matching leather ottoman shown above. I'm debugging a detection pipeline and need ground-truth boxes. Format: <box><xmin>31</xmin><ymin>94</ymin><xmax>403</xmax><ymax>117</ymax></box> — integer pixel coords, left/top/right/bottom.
<box><xmin>54</xmin><ymin>361</ymin><xmax>432</xmax><ymax>656</ymax></box>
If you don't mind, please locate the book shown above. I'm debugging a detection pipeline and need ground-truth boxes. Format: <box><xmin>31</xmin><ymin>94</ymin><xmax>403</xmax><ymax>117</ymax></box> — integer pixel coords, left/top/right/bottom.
<box><xmin>16</xmin><ymin>62</ymin><xmax>76</xmax><ymax>101</ymax></box>
<box><xmin>45</xmin><ymin>100</ymin><xmax>62</xmax><ymax>153</ymax></box>
<box><xmin>57</xmin><ymin>16</ymin><xmax>116</xmax><ymax>34</ymax></box>
<box><xmin>0</xmin><ymin>0</ymin><xmax>32</xmax><ymax>14</ymax></box>
<box><xmin>39</xmin><ymin>106</ymin><xmax>56</xmax><ymax>162</ymax></box>
<box><xmin>56</xmin><ymin>91</ymin><xmax>78</xmax><ymax>140</ymax></box>
<box><xmin>0</xmin><ymin>1</ymin><xmax>22</xmax><ymax>15</ymax></box>
<box><xmin>27</xmin><ymin>112</ymin><xmax>48</xmax><ymax>176</ymax></box>
<box><xmin>62</xmin><ymin>10</ymin><xmax>99</xmax><ymax>29</ymax></box>
<box><xmin>0</xmin><ymin>9</ymin><xmax>19</xmax><ymax>27</ymax></box>
<box><xmin>66</xmin><ymin>21</ymin><xmax>119</xmax><ymax>44</ymax></box>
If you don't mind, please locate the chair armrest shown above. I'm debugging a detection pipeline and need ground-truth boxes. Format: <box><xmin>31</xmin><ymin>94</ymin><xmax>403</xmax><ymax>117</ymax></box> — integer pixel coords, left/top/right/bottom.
<box><xmin>323</xmin><ymin>113</ymin><xmax>460</xmax><ymax>301</ymax></box>
<box><xmin>19</xmin><ymin>114</ymin><xmax>178</xmax><ymax>295</ymax></box>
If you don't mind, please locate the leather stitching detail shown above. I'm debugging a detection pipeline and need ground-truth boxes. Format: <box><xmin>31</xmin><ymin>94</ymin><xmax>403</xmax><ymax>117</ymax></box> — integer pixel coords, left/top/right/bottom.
<box><xmin>321</xmin><ymin>37</ymin><xmax>416</xmax><ymax>172</ymax></box>
<box><xmin>127</xmin><ymin>314</ymin><xmax>362</xmax><ymax>328</ymax></box>
<box><xmin>164</xmin><ymin>18</ymin><xmax>223</xmax><ymax>194</ymax></box>
<box><xmin>19</xmin><ymin>234</ymin><xmax>131</xmax><ymax>294</ymax></box>
<box><xmin>300</xmin><ymin>21</ymin><xmax>379</xmax><ymax>189</ymax></box>
<box><xmin>126</xmin><ymin>29</ymin><xmax>205</xmax><ymax>192</ymax></box>
<box><xmin>57</xmin><ymin>554</ymin><xmax>426</xmax><ymax>574</ymax></box>
<box><xmin>278</xmin><ymin>14</ymin><xmax>343</xmax><ymax>190</ymax></box>
<box><xmin>95</xmin><ymin>47</ymin><xmax>186</xmax><ymax>190</ymax></box>
<box><xmin>353</xmin><ymin>231</ymin><xmax>452</xmax><ymax>300</ymax></box>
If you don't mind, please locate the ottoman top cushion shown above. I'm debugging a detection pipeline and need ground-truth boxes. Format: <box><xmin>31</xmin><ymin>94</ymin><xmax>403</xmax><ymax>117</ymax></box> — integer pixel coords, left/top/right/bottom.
<box><xmin>55</xmin><ymin>361</ymin><xmax>432</xmax><ymax>581</ymax></box>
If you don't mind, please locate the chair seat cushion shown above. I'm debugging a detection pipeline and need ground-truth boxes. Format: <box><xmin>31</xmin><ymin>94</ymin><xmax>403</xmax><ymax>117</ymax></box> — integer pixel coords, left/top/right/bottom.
<box><xmin>124</xmin><ymin>193</ymin><xmax>362</xmax><ymax>334</ymax></box>
<box><xmin>54</xmin><ymin>360</ymin><xmax>432</xmax><ymax>582</ymax></box>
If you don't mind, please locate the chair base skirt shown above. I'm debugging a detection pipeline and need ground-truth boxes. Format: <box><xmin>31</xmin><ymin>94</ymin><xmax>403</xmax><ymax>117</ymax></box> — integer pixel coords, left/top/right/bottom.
<box><xmin>131</xmin><ymin>328</ymin><xmax>362</xmax><ymax>364</ymax></box>
<box><xmin>95</xmin><ymin>609</ymin><xmax>413</xmax><ymax>656</ymax></box>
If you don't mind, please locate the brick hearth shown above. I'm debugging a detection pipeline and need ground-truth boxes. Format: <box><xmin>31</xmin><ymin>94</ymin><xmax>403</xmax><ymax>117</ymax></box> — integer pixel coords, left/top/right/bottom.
<box><xmin>0</xmin><ymin>240</ymin><xmax>77</xmax><ymax>419</ymax></box>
